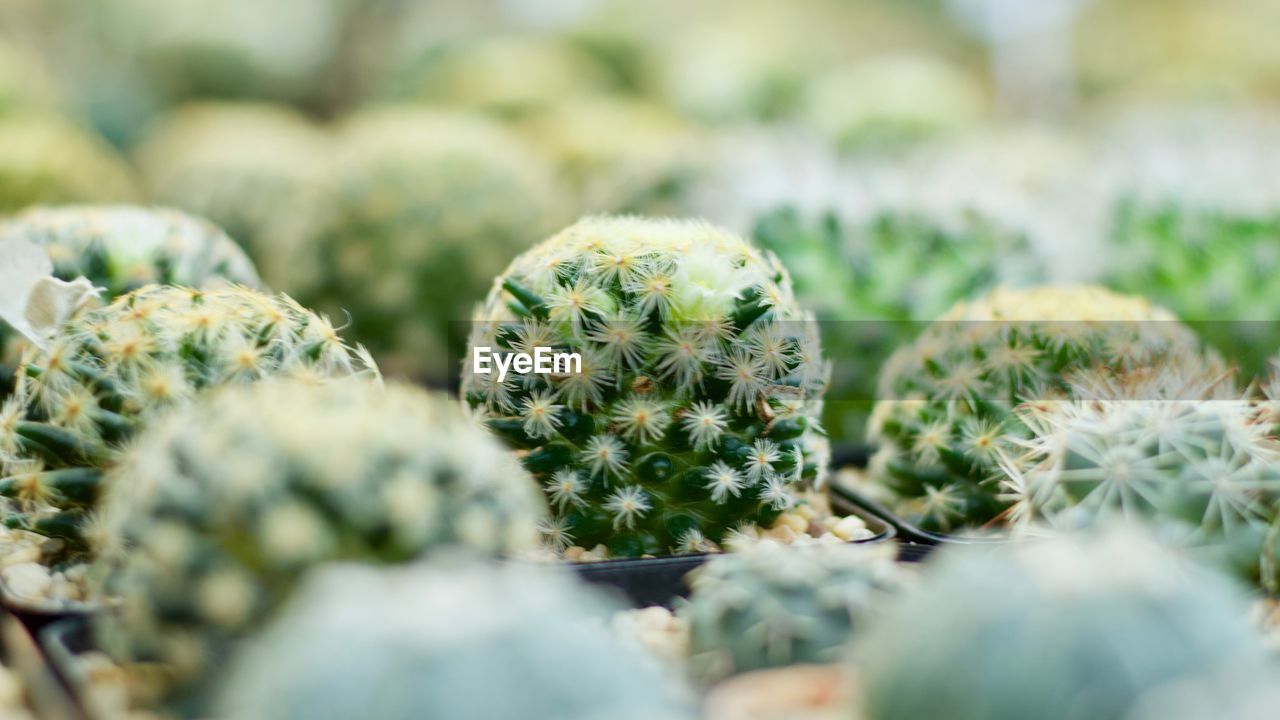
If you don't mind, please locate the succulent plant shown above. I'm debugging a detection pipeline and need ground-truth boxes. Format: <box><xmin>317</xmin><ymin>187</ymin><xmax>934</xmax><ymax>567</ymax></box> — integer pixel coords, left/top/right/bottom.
<box><xmin>860</xmin><ymin>528</ymin><xmax>1278</xmax><ymax>720</ymax></box>
<box><xmin>384</xmin><ymin>32</ymin><xmax>615</xmax><ymax>116</ymax></box>
<box><xmin>132</xmin><ymin>102</ymin><xmax>331</xmax><ymax>289</ymax></box>
<box><xmin>752</xmin><ymin>196</ymin><xmax>1042</xmax><ymax>445</ymax></box>
<box><xmin>0</xmin><ymin>114</ymin><xmax>139</xmax><ymax>213</ymax></box>
<box><xmin>0</xmin><ymin>205</ymin><xmax>262</xmax><ymax>396</ymax></box>
<box><xmin>212</xmin><ymin>561</ymin><xmax>694</xmax><ymax>720</ymax></box>
<box><xmin>682</xmin><ymin>542</ymin><xmax>905</xmax><ymax>683</ymax></box>
<box><xmin>222</xmin><ymin>565</ymin><xmax>693</xmax><ymax>720</ymax></box>
<box><xmin>1007</xmin><ymin>384</ymin><xmax>1280</xmax><ymax>592</ymax></box>
<box><xmin>1099</xmin><ymin>113</ymin><xmax>1280</xmax><ymax>382</ymax></box>
<box><xmin>799</xmin><ymin>54</ymin><xmax>986</xmax><ymax>155</ymax></box>
<box><xmin>91</xmin><ymin>380</ymin><xmax>549</xmax><ymax>715</ymax></box>
<box><xmin>300</xmin><ymin>106</ymin><xmax>565</xmax><ymax>380</ymax></box>
<box><xmin>864</xmin><ymin>285</ymin><xmax>1222</xmax><ymax>533</ymax></box>
<box><xmin>521</xmin><ymin>96</ymin><xmax>707</xmax><ymax>217</ymax></box>
<box><xmin>0</xmin><ymin>285</ymin><xmax>377</xmax><ymax>556</ymax></box>
<box><xmin>462</xmin><ymin>216</ymin><xmax>830</xmax><ymax>558</ymax></box>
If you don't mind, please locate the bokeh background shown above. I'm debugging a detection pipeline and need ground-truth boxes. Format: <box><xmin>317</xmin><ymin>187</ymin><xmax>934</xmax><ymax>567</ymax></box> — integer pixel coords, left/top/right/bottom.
<box><xmin>2</xmin><ymin>0</ymin><xmax>1278</xmax><ymax>443</ymax></box>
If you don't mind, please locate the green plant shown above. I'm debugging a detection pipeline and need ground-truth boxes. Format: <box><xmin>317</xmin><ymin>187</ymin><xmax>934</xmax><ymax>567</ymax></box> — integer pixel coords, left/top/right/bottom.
<box><xmin>462</xmin><ymin>216</ymin><xmax>829</xmax><ymax>558</ymax></box>
<box><xmin>212</xmin><ymin>561</ymin><xmax>695</xmax><ymax>720</ymax></box>
<box><xmin>0</xmin><ymin>114</ymin><xmax>138</xmax><ymax>213</ymax></box>
<box><xmin>133</xmin><ymin>102</ymin><xmax>331</xmax><ymax>289</ymax></box>
<box><xmin>0</xmin><ymin>284</ymin><xmax>377</xmax><ymax>556</ymax></box>
<box><xmin>91</xmin><ymin>380</ymin><xmax>549</xmax><ymax>715</ymax></box>
<box><xmin>0</xmin><ymin>204</ymin><xmax>261</xmax><ymax>394</ymax></box>
<box><xmin>752</xmin><ymin>203</ymin><xmax>1041</xmax><ymax>445</ymax></box>
<box><xmin>301</xmin><ymin>106</ymin><xmax>565</xmax><ymax>380</ymax></box>
<box><xmin>860</xmin><ymin>528</ymin><xmax>1277</xmax><ymax>720</ymax></box>
<box><xmin>682</xmin><ymin>542</ymin><xmax>905</xmax><ymax>683</ymax></box>
<box><xmin>1007</xmin><ymin>381</ymin><xmax>1280</xmax><ymax>592</ymax></box>
<box><xmin>864</xmin><ymin>285</ymin><xmax>1221</xmax><ymax>532</ymax></box>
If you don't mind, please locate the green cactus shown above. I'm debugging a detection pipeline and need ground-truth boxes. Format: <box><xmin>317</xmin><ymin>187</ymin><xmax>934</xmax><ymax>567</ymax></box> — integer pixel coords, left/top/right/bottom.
<box><xmin>1007</xmin><ymin>384</ymin><xmax>1280</xmax><ymax>593</ymax></box>
<box><xmin>864</xmin><ymin>285</ymin><xmax>1222</xmax><ymax>533</ymax></box>
<box><xmin>213</xmin><ymin>561</ymin><xmax>695</xmax><ymax>720</ymax></box>
<box><xmin>301</xmin><ymin>106</ymin><xmax>565</xmax><ymax>380</ymax></box>
<box><xmin>462</xmin><ymin>216</ymin><xmax>830</xmax><ymax>558</ymax></box>
<box><xmin>0</xmin><ymin>205</ymin><xmax>262</xmax><ymax>396</ymax></box>
<box><xmin>860</xmin><ymin>529</ymin><xmax>1277</xmax><ymax>720</ymax></box>
<box><xmin>91</xmin><ymin>380</ymin><xmax>548</xmax><ymax>715</ymax></box>
<box><xmin>752</xmin><ymin>202</ymin><xmax>1042</xmax><ymax>446</ymax></box>
<box><xmin>681</xmin><ymin>542</ymin><xmax>905</xmax><ymax>683</ymax></box>
<box><xmin>133</xmin><ymin>102</ymin><xmax>331</xmax><ymax>289</ymax></box>
<box><xmin>0</xmin><ymin>114</ymin><xmax>139</xmax><ymax>213</ymax></box>
<box><xmin>521</xmin><ymin>96</ymin><xmax>708</xmax><ymax>217</ymax></box>
<box><xmin>0</xmin><ymin>285</ymin><xmax>377</xmax><ymax>556</ymax></box>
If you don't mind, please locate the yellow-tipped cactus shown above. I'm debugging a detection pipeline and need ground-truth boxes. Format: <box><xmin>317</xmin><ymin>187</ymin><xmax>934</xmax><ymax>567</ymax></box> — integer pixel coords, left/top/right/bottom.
<box><xmin>92</xmin><ymin>381</ymin><xmax>547</xmax><ymax>715</ymax></box>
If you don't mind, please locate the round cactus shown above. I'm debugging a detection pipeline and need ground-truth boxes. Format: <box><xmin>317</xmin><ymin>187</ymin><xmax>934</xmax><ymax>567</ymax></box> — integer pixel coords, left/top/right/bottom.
<box><xmin>0</xmin><ymin>285</ymin><xmax>377</xmax><ymax>556</ymax></box>
<box><xmin>0</xmin><ymin>114</ymin><xmax>138</xmax><ymax>213</ymax></box>
<box><xmin>1008</xmin><ymin>387</ymin><xmax>1280</xmax><ymax>592</ymax></box>
<box><xmin>462</xmin><ymin>216</ymin><xmax>830</xmax><ymax>558</ymax></box>
<box><xmin>682</xmin><ymin>542</ymin><xmax>906</xmax><ymax>683</ymax></box>
<box><xmin>91</xmin><ymin>381</ymin><xmax>549</xmax><ymax>715</ymax></box>
<box><xmin>860</xmin><ymin>528</ymin><xmax>1277</xmax><ymax>720</ymax></box>
<box><xmin>521</xmin><ymin>96</ymin><xmax>707</xmax><ymax>217</ymax></box>
<box><xmin>301</xmin><ymin>106</ymin><xmax>565</xmax><ymax>380</ymax></box>
<box><xmin>213</xmin><ymin>561</ymin><xmax>695</xmax><ymax>720</ymax></box>
<box><xmin>865</xmin><ymin>285</ymin><xmax>1222</xmax><ymax>532</ymax></box>
<box><xmin>0</xmin><ymin>205</ymin><xmax>262</xmax><ymax>396</ymax></box>
<box><xmin>132</xmin><ymin>102</ymin><xmax>331</xmax><ymax>288</ymax></box>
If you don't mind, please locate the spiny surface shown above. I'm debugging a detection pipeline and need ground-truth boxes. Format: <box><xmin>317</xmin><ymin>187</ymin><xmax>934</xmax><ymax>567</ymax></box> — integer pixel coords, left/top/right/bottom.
<box><xmin>463</xmin><ymin>216</ymin><xmax>830</xmax><ymax>558</ymax></box>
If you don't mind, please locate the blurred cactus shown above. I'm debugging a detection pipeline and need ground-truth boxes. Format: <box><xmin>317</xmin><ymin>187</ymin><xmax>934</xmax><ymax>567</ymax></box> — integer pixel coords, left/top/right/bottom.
<box><xmin>1009</xmin><ymin>384</ymin><xmax>1280</xmax><ymax>592</ymax></box>
<box><xmin>92</xmin><ymin>381</ymin><xmax>548</xmax><ymax>715</ymax></box>
<box><xmin>861</xmin><ymin>528</ymin><xmax>1277</xmax><ymax>720</ymax></box>
<box><xmin>799</xmin><ymin>54</ymin><xmax>986</xmax><ymax>155</ymax></box>
<box><xmin>682</xmin><ymin>543</ymin><xmax>905</xmax><ymax>683</ymax></box>
<box><xmin>463</xmin><ymin>216</ymin><xmax>829</xmax><ymax>558</ymax></box>
<box><xmin>133</xmin><ymin>102</ymin><xmax>332</xmax><ymax>289</ymax></box>
<box><xmin>1099</xmin><ymin>112</ymin><xmax>1280</xmax><ymax>382</ymax></box>
<box><xmin>0</xmin><ymin>114</ymin><xmax>138</xmax><ymax>213</ymax></box>
<box><xmin>864</xmin><ymin>285</ymin><xmax>1222</xmax><ymax>532</ymax></box>
<box><xmin>0</xmin><ymin>285</ymin><xmax>376</xmax><ymax>557</ymax></box>
<box><xmin>302</xmin><ymin>106</ymin><xmax>564</xmax><ymax>380</ymax></box>
<box><xmin>0</xmin><ymin>205</ymin><xmax>262</xmax><ymax>395</ymax></box>
<box><xmin>0</xmin><ymin>38</ymin><xmax>61</xmax><ymax>116</ymax></box>
<box><xmin>214</xmin><ymin>562</ymin><xmax>695</xmax><ymax>720</ymax></box>
<box><xmin>384</xmin><ymin>32</ymin><xmax>615</xmax><ymax>115</ymax></box>
<box><xmin>521</xmin><ymin>96</ymin><xmax>707</xmax><ymax>216</ymax></box>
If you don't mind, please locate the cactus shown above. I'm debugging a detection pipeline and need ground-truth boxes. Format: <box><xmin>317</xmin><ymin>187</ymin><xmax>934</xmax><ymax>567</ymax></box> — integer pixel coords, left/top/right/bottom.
<box><xmin>212</xmin><ymin>561</ymin><xmax>695</xmax><ymax>720</ymax></box>
<box><xmin>386</xmin><ymin>33</ymin><xmax>615</xmax><ymax>116</ymax></box>
<box><xmin>300</xmin><ymin>106</ymin><xmax>565</xmax><ymax>380</ymax></box>
<box><xmin>133</xmin><ymin>102</ymin><xmax>331</xmax><ymax>288</ymax></box>
<box><xmin>799</xmin><ymin>54</ymin><xmax>985</xmax><ymax>155</ymax></box>
<box><xmin>0</xmin><ymin>205</ymin><xmax>262</xmax><ymax>396</ymax></box>
<box><xmin>864</xmin><ymin>285</ymin><xmax>1222</xmax><ymax>532</ymax></box>
<box><xmin>521</xmin><ymin>96</ymin><xmax>707</xmax><ymax>217</ymax></box>
<box><xmin>1099</xmin><ymin>113</ymin><xmax>1280</xmax><ymax>383</ymax></box>
<box><xmin>462</xmin><ymin>216</ymin><xmax>830</xmax><ymax>558</ymax></box>
<box><xmin>0</xmin><ymin>285</ymin><xmax>377</xmax><ymax>556</ymax></box>
<box><xmin>0</xmin><ymin>114</ymin><xmax>138</xmax><ymax>213</ymax></box>
<box><xmin>1007</xmin><ymin>383</ymin><xmax>1280</xmax><ymax>592</ymax></box>
<box><xmin>91</xmin><ymin>381</ymin><xmax>549</xmax><ymax>715</ymax></box>
<box><xmin>860</xmin><ymin>528</ymin><xmax>1277</xmax><ymax>720</ymax></box>
<box><xmin>682</xmin><ymin>542</ymin><xmax>905</xmax><ymax>683</ymax></box>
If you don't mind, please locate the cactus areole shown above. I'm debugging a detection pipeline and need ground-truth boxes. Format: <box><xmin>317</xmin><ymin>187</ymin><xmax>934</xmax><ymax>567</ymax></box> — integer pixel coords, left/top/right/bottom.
<box><xmin>463</xmin><ymin>216</ymin><xmax>830</xmax><ymax>558</ymax></box>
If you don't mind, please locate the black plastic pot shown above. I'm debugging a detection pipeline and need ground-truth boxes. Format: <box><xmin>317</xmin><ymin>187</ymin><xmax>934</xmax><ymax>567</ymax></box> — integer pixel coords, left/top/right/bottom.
<box><xmin>571</xmin><ymin>503</ymin><xmax>896</xmax><ymax>608</ymax></box>
<box><xmin>1</xmin><ymin>612</ymin><xmax>85</xmax><ymax>720</ymax></box>
<box><xmin>0</xmin><ymin>576</ymin><xmax>97</xmax><ymax>638</ymax></box>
